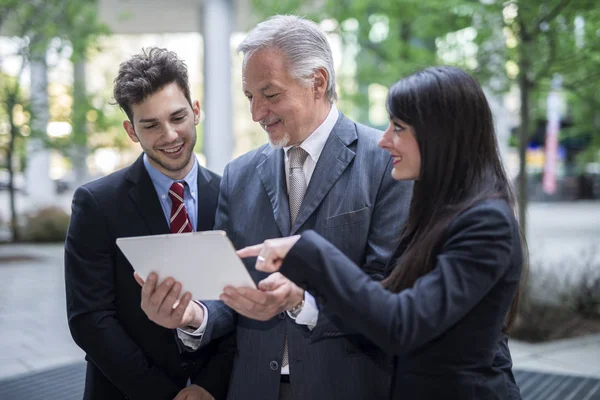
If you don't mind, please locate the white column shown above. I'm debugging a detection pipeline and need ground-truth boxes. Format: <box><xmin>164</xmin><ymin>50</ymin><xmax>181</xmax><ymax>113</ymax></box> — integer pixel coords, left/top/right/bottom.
<box><xmin>72</xmin><ymin>60</ymin><xmax>90</xmax><ymax>186</ymax></box>
<box><xmin>26</xmin><ymin>50</ymin><xmax>55</xmax><ymax>207</ymax></box>
<box><xmin>202</xmin><ymin>0</ymin><xmax>234</xmax><ymax>174</ymax></box>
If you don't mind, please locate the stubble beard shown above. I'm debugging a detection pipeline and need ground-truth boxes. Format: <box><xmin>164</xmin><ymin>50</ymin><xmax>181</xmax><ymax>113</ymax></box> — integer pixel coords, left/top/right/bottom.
<box><xmin>147</xmin><ymin>135</ymin><xmax>197</xmax><ymax>174</ymax></box>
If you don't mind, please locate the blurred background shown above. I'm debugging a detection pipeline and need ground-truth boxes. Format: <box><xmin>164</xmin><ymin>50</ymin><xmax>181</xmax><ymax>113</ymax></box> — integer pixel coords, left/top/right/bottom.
<box><xmin>0</xmin><ymin>0</ymin><xmax>599</xmax><ymax>398</ymax></box>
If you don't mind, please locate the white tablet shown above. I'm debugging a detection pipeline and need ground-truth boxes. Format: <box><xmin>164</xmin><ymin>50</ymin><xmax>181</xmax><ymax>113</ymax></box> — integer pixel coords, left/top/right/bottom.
<box><xmin>116</xmin><ymin>230</ymin><xmax>256</xmax><ymax>300</ymax></box>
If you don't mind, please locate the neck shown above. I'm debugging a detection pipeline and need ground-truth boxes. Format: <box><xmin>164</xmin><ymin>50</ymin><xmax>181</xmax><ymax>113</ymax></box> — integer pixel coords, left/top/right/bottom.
<box><xmin>291</xmin><ymin>102</ymin><xmax>332</xmax><ymax>146</ymax></box>
<box><xmin>151</xmin><ymin>157</ymin><xmax>195</xmax><ymax>181</ymax></box>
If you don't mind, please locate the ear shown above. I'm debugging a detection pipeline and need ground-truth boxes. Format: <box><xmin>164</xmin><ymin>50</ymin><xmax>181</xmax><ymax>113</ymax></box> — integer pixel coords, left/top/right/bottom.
<box><xmin>192</xmin><ymin>100</ymin><xmax>201</xmax><ymax>125</ymax></box>
<box><xmin>313</xmin><ymin>67</ymin><xmax>328</xmax><ymax>100</ymax></box>
<box><xmin>123</xmin><ymin>120</ymin><xmax>139</xmax><ymax>143</ymax></box>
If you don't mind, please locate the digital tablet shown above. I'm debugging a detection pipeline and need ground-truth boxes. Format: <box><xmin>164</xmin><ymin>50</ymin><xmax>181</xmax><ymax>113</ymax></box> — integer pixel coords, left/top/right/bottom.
<box><xmin>116</xmin><ymin>230</ymin><xmax>256</xmax><ymax>300</ymax></box>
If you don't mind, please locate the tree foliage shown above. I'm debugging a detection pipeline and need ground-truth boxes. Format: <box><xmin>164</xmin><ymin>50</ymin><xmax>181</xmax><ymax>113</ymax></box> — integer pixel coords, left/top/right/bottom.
<box><xmin>250</xmin><ymin>0</ymin><xmax>600</xmax><ymax>232</ymax></box>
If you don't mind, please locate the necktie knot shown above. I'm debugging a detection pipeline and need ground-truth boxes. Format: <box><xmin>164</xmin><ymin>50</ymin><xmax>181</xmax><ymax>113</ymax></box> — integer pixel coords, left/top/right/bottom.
<box><xmin>288</xmin><ymin>146</ymin><xmax>308</xmax><ymax>170</ymax></box>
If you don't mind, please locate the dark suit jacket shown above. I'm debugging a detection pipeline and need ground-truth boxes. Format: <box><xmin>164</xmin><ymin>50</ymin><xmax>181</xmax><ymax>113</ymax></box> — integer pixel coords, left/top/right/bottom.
<box><xmin>280</xmin><ymin>198</ymin><xmax>524</xmax><ymax>400</ymax></box>
<box><xmin>201</xmin><ymin>114</ymin><xmax>413</xmax><ymax>400</ymax></box>
<box><xmin>64</xmin><ymin>155</ymin><xmax>232</xmax><ymax>400</ymax></box>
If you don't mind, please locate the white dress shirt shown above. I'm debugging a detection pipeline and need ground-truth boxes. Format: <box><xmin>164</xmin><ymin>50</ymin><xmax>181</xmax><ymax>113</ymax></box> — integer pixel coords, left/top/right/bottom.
<box><xmin>177</xmin><ymin>105</ymin><xmax>340</xmax><ymax>374</ymax></box>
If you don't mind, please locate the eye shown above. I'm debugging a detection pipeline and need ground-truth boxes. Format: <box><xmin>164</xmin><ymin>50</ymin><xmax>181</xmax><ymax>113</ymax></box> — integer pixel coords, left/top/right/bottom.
<box><xmin>143</xmin><ymin>124</ymin><xmax>157</xmax><ymax>129</ymax></box>
<box><xmin>393</xmin><ymin>122</ymin><xmax>405</xmax><ymax>133</ymax></box>
<box><xmin>245</xmin><ymin>94</ymin><xmax>253</xmax><ymax>101</ymax></box>
<box><xmin>265</xmin><ymin>93</ymin><xmax>280</xmax><ymax>100</ymax></box>
<box><xmin>173</xmin><ymin>115</ymin><xmax>185</xmax><ymax>122</ymax></box>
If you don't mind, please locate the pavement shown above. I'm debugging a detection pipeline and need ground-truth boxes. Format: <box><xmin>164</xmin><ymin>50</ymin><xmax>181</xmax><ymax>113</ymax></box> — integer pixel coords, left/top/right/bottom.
<box><xmin>0</xmin><ymin>244</ymin><xmax>84</xmax><ymax>380</ymax></box>
<box><xmin>0</xmin><ymin>201</ymin><xmax>599</xmax><ymax>395</ymax></box>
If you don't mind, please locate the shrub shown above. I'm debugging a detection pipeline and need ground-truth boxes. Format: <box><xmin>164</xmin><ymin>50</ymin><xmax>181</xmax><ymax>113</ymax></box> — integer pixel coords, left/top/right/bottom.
<box><xmin>511</xmin><ymin>252</ymin><xmax>600</xmax><ymax>343</ymax></box>
<box><xmin>21</xmin><ymin>206</ymin><xmax>70</xmax><ymax>243</ymax></box>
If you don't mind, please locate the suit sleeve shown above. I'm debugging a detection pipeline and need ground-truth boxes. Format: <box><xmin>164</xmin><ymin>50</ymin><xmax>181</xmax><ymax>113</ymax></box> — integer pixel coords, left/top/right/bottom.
<box><xmin>201</xmin><ymin>162</ymin><xmax>237</xmax><ymax>343</ymax></box>
<box><xmin>280</xmin><ymin>204</ymin><xmax>515</xmax><ymax>355</ymax></box>
<box><xmin>188</xmin><ymin>164</ymin><xmax>237</xmax><ymax>398</ymax></box>
<box><xmin>65</xmin><ymin>186</ymin><xmax>180</xmax><ymax>400</ymax></box>
<box><xmin>308</xmin><ymin>159</ymin><xmax>412</xmax><ymax>341</ymax></box>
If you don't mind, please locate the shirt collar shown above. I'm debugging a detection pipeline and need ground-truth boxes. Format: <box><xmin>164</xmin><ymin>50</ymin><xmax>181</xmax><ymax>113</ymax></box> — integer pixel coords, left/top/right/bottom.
<box><xmin>143</xmin><ymin>153</ymin><xmax>198</xmax><ymax>201</ymax></box>
<box><xmin>284</xmin><ymin>104</ymin><xmax>339</xmax><ymax>164</ymax></box>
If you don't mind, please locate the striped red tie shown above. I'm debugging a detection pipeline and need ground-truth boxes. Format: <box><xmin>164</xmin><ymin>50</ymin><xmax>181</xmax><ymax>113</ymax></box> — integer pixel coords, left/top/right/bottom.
<box><xmin>168</xmin><ymin>182</ymin><xmax>193</xmax><ymax>234</ymax></box>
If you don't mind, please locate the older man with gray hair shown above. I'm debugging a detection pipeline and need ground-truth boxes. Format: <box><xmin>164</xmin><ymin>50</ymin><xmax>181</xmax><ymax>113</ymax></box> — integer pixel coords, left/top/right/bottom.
<box><xmin>140</xmin><ymin>15</ymin><xmax>412</xmax><ymax>400</ymax></box>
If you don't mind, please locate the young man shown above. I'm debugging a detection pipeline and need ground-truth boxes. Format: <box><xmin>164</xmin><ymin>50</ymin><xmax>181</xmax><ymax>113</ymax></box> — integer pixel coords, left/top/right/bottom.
<box><xmin>65</xmin><ymin>48</ymin><xmax>229</xmax><ymax>400</ymax></box>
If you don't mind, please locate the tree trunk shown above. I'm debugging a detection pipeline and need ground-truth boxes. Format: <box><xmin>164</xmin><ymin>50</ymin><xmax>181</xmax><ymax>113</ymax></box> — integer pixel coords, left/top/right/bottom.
<box><xmin>72</xmin><ymin>59</ymin><xmax>89</xmax><ymax>186</ymax></box>
<box><xmin>6</xmin><ymin>92</ymin><xmax>19</xmax><ymax>241</ymax></box>
<box><xmin>517</xmin><ymin>33</ymin><xmax>531</xmax><ymax>236</ymax></box>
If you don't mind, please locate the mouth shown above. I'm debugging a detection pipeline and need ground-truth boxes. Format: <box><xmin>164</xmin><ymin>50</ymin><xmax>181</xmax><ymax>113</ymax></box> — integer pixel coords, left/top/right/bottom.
<box><xmin>262</xmin><ymin>120</ymin><xmax>282</xmax><ymax>131</ymax></box>
<box><xmin>391</xmin><ymin>155</ymin><xmax>402</xmax><ymax>165</ymax></box>
<box><xmin>158</xmin><ymin>143</ymin><xmax>185</xmax><ymax>158</ymax></box>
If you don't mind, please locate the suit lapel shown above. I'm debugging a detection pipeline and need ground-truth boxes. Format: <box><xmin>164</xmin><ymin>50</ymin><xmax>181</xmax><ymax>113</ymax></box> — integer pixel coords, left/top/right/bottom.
<box><xmin>195</xmin><ymin>165</ymin><xmax>218</xmax><ymax>231</ymax></box>
<box><xmin>257</xmin><ymin>146</ymin><xmax>291</xmax><ymax>236</ymax></box>
<box><xmin>291</xmin><ymin>115</ymin><xmax>357</xmax><ymax>234</ymax></box>
<box><xmin>127</xmin><ymin>155</ymin><xmax>170</xmax><ymax>235</ymax></box>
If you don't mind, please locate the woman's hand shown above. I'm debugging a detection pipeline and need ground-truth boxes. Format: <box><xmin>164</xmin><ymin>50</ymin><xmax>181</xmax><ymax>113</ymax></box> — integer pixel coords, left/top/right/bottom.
<box><xmin>236</xmin><ymin>235</ymin><xmax>301</xmax><ymax>272</ymax></box>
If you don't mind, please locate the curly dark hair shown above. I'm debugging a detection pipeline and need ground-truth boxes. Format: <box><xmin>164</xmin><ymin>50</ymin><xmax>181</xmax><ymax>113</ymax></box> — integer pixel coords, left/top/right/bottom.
<box><xmin>113</xmin><ymin>47</ymin><xmax>192</xmax><ymax>121</ymax></box>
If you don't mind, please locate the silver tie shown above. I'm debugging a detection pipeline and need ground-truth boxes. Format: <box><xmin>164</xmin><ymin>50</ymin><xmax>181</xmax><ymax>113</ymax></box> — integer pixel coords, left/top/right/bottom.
<box><xmin>288</xmin><ymin>146</ymin><xmax>309</xmax><ymax>226</ymax></box>
<box><xmin>282</xmin><ymin>146</ymin><xmax>308</xmax><ymax>369</ymax></box>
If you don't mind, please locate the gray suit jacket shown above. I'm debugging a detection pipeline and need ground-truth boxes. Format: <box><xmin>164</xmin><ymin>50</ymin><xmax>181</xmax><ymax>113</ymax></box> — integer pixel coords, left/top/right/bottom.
<box><xmin>203</xmin><ymin>114</ymin><xmax>413</xmax><ymax>400</ymax></box>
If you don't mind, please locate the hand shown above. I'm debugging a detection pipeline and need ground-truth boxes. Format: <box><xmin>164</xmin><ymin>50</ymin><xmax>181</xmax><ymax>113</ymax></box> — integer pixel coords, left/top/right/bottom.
<box><xmin>173</xmin><ymin>384</ymin><xmax>214</xmax><ymax>400</ymax></box>
<box><xmin>134</xmin><ymin>272</ymin><xmax>204</xmax><ymax>329</ymax></box>
<box><xmin>220</xmin><ymin>273</ymin><xmax>304</xmax><ymax>321</ymax></box>
<box><xmin>237</xmin><ymin>235</ymin><xmax>301</xmax><ymax>273</ymax></box>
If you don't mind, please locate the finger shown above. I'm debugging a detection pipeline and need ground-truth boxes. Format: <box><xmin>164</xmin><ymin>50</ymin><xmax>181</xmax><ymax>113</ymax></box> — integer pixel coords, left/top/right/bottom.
<box><xmin>219</xmin><ymin>293</ymin><xmax>242</xmax><ymax>313</ymax></box>
<box><xmin>255</xmin><ymin>247</ymin><xmax>282</xmax><ymax>273</ymax></box>
<box><xmin>133</xmin><ymin>272</ymin><xmax>145</xmax><ymax>287</ymax></box>
<box><xmin>236</xmin><ymin>244</ymin><xmax>263</xmax><ymax>258</ymax></box>
<box><xmin>256</xmin><ymin>257</ymin><xmax>283</xmax><ymax>272</ymax></box>
<box><xmin>222</xmin><ymin>287</ymin><xmax>261</xmax><ymax>312</ymax></box>
<box><xmin>235</xmin><ymin>287</ymin><xmax>272</xmax><ymax>306</ymax></box>
<box><xmin>173</xmin><ymin>391</ymin><xmax>185</xmax><ymax>400</ymax></box>
<box><xmin>258</xmin><ymin>273</ymin><xmax>284</xmax><ymax>291</ymax></box>
<box><xmin>172</xmin><ymin>292</ymin><xmax>192</xmax><ymax>325</ymax></box>
<box><xmin>148</xmin><ymin>277</ymin><xmax>174</xmax><ymax>311</ymax></box>
<box><xmin>271</xmin><ymin>280</ymin><xmax>292</xmax><ymax>300</ymax></box>
<box><xmin>140</xmin><ymin>272</ymin><xmax>158</xmax><ymax>309</ymax></box>
<box><xmin>157</xmin><ymin>281</ymin><xmax>182</xmax><ymax>317</ymax></box>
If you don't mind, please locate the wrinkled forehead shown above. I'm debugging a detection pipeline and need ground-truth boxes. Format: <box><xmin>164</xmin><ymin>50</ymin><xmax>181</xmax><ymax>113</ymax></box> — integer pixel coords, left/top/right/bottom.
<box><xmin>242</xmin><ymin>47</ymin><xmax>294</xmax><ymax>91</ymax></box>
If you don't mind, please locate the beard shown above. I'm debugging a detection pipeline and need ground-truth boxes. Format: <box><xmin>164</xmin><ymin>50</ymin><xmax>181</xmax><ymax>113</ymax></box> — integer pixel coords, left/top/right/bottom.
<box><xmin>268</xmin><ymin>132</ymin><xmax>291</xmax><ymax>149</ymax></box>
<box><xmin>146</xmin><ymin>135</ymin><xmax>197</xmax><ymax>174</ymax></box>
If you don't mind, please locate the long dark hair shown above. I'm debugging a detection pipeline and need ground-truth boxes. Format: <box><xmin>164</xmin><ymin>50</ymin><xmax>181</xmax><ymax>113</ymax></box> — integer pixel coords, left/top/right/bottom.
<box><xmin>382</xmin><ymin>66</ymin><xmax>526</xmax><ymax>331</ymax></box>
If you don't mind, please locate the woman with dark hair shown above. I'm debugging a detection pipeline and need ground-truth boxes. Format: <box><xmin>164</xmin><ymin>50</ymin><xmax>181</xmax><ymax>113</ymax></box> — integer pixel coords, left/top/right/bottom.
<box><xmin>232</xmin><ymin>66</ymin><xmax>526</xmax><ymax>399</ymax></box>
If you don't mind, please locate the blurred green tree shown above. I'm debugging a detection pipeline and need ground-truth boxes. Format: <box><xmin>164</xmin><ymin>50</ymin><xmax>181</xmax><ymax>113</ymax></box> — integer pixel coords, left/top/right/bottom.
<box><xmin>250</xmin><ymin>0</ymin><xmax>600</xmax><ymax>233</ymax></box>
<box><xmin>0</xmin><ymin>0</ymin><xmax>108</xmax><ymax>241</ymax></box>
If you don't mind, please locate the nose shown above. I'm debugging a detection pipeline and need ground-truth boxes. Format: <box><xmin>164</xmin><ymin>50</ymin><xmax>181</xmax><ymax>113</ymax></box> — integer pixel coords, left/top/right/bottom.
<box><xmin>250</xmin><ymin>97</ymin><xmax>268</xmax><ymax>122</ymax></box>
<box><xmin>163</xmin><ymin>122</ymin><xmax>178</xmax><ymax>141</ymax></box>
<box><xmin>378</xmin><ymin>126</ymin><xmax>393</xmax><ymax>149</ymax></box>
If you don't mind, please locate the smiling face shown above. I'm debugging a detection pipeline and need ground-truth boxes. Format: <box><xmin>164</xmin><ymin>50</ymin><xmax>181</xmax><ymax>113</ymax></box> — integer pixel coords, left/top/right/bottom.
<box><xmin>378</xmin><ymin>116</ymin><xmax>421</xmax><ymax>181</ymax></box>
<box><xmin>123</xmin><ymin>82</ymin><xmax>199</xmax><ymax>180</ymax></box>
<box><xmin>242</xmin><ymin>47</ymin><xmax>330</xmax><ymax>147</ymax></box>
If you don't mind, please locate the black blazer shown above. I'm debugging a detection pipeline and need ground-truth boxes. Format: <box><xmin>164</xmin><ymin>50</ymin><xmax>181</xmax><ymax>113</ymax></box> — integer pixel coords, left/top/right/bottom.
<box><xmin>64</xmin><ymin>155</ymin><xmax>232</xmax><ymax>400</ymax></box>
<box><xmin>280</xmin><ymin>198</ymin><xmax>523</xmax><ymax>400</ymax></box>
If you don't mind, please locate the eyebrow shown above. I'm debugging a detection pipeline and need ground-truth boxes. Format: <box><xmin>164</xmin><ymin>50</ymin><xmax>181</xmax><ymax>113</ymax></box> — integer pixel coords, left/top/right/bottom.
<box><xmin>138</xmin><ymin>107</ymin><xmax>188</xmax><ymax>124</ymax></box>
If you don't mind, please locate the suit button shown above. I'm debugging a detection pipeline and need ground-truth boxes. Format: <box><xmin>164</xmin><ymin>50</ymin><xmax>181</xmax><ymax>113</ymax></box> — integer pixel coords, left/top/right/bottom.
<box><xmin>278</xmin><ymin>312</ymin><xmax>286</xmax><ymax>319</ymax></box>
<box><xmin>270</xmin><ymin>361</ymin><xmax>279</xmax><ymax>370</ymax></box>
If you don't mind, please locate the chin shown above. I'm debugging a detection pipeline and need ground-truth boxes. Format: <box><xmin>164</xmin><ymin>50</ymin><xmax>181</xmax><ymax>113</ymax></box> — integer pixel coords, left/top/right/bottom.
<box><xmin>268</xmin><ymin>132</ymin><xmax>291</xmax><ymax>149</ymax></box>
<box><xmin>391</xmin><ymin>169</ymin><xmax>415</xmax><ymax>181</ymax></box>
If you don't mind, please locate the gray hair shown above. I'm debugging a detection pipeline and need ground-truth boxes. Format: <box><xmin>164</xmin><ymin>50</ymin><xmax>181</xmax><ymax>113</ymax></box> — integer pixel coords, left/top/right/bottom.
<box><xmin>237</xmin><ymin>15</ymin><xmax>337</xmax><ymax>103</ymax></box>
